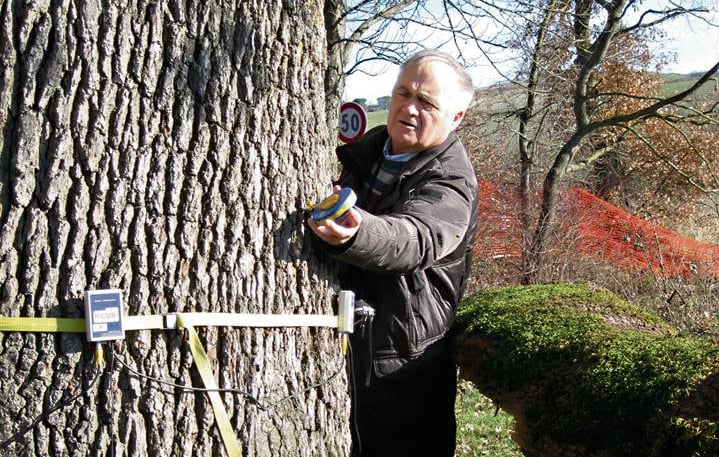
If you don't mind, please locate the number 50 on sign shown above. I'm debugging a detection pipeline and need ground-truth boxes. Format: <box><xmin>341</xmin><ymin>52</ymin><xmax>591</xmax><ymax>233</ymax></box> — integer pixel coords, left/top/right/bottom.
<box><xmin>338</xmin><ymin>102</ymin><xmax>367</xmax><ymax>143</ymax></box>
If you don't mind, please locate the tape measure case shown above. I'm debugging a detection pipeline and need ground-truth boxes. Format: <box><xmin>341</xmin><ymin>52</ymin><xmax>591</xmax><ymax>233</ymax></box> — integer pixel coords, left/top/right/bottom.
<box><xmin>311</xmin><ymin>188</ymin><xmax>357</xmax><ymax>223</ymax></box>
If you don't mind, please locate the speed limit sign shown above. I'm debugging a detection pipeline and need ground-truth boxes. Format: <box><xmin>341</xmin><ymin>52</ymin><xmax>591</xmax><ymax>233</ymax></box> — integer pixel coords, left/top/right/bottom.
<box><xmin>338</xmin><ymin>102</ymin><xmax>367</xmax><ymax>143</ymax></box>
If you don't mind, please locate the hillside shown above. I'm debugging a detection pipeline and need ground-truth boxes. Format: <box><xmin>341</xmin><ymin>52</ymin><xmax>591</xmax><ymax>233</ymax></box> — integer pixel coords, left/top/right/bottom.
<box><xmin>662</xmin><ymin>72</ymin><xmax>717</xmax><ymax>97</ymax></box>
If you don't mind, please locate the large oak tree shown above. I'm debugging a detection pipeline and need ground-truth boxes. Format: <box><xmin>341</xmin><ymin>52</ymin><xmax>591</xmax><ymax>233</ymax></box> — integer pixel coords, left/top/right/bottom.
<box><xmin>0</xmin><ymin>1</ymin><xmax>349</xmax><ymax>456</ymax></box>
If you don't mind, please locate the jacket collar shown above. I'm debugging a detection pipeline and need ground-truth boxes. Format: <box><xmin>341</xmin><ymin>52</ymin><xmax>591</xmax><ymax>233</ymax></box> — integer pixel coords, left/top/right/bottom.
<box><xmin>402</xmin><ymin>131</ymin><xmax>460</xmax><ymax>176</ymax></box>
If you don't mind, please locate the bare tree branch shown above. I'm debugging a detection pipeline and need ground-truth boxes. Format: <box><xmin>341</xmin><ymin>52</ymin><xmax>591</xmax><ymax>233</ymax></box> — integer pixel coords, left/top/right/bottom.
<box><xmin>620</xmin><ymin>7</ymin><xmax>708</xmax><ymax>35</ymax></box>
<box><xmin>588</xmin><ymin>61</ymin><xmax>719</xmax><ymax>130</ymax></box>
<box><xmin>344</xmin><ymin>0</ymin><xmax>419</xmax><ymax>57</ymax></box>
<box><xmin>623</xmin><ymin>124</ymin><xmax>717</xmax><ymax>193</ymax></box>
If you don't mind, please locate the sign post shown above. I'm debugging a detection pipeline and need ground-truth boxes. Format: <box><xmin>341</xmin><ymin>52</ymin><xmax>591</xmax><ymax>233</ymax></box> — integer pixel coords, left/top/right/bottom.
<box><xmin>338</xmin><ymin>101</ymin><xmax>367</xmax><ymax>143</ymax></box>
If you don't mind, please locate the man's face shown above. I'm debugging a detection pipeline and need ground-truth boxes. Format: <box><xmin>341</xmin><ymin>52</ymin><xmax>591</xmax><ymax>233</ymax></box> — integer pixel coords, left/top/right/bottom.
<box><xmin>387</xmin><ymin>60</ymin><xmax>465</xmax><ymax>154</ymax></box>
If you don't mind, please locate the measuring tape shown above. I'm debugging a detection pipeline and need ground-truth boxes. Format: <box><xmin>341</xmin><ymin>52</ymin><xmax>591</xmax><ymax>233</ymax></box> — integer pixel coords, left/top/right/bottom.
<box><xmin>0</xmin><ymin>291</ymin><xmax>356</xmax><ymax>457</ymax></box>
<box><xmin>0</xmin><ymin>313</ymin><xmax>341</xmax><ymax>333</ymax></box>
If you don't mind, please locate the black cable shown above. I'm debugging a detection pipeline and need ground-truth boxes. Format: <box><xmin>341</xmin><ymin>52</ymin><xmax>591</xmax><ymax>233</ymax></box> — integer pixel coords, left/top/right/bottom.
<box><xmin>348</xmin><ymin>304</ymin><xmax>377</xmax><ymax>456</ymax></box>
<box><xmin>107</xmin><ymin>343</ymin><xmax>117</xmax><ymax>457</ymax></box>
<box><xmin>364</xmin><ymin>318</ymin><xmax>373</xmax><ymax>387</ymax></box>
<box><xmin>112</xmin><ymin>346</ymin><xmax>258</xmax><ymax>397</ymax></box>
<box><xmin>347</xmin><ymin>338</ymin><xmax>362</xmax><ymax>457</ymax></box>
<box><xmin>112</xmin><ymin>343</ymin><xmax>345</xmax><ymax>412</ymax></box>
<box><xmin>262</xmin><ymin>358</ymin><xmax>344</xmax><ymax>411</ymax></box>
<box><xmin>0</xmin><ymin>350</ymin><xmax>101</xmax><ymax>451</ymax></box>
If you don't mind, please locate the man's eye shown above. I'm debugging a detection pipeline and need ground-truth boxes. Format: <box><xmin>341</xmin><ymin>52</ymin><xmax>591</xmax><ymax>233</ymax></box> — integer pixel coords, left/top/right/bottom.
<box><xmin>421</xmin><ymin>99</ymin><xmax>438</xmax><ymax>110</ymax></box>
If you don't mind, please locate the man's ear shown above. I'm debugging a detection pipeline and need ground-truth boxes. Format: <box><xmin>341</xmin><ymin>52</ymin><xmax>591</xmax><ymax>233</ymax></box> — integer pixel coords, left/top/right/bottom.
<box><xmin>451</xmin><ymin>111</ymin><xmax>465</xmax><ymax>129</ymax></box>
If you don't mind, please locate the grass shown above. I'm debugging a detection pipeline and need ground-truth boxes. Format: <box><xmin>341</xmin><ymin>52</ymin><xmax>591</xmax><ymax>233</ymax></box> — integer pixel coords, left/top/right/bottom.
<box><xmin>367</xmin><ymin>110</ymin><xmax>387</xmax><ymax>130</ymax></box>
<box><xmin>663</xmin><ymin>78</ymin><xmax>715</xmax><ymax>97</ymax></box>
<box><xmin>661</xmin><ymin>73</ymin><xmax>716</xmax><ymax>99</ymax></box>
<box><xmin>455</xmin><ymin>380</ymin><xmax>523</xmax><ymax>456</ymax></box>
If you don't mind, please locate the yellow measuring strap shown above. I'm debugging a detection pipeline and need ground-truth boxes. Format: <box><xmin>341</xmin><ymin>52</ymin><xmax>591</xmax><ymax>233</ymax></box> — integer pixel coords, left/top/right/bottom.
<box><xmin>0</xmin><ymin>315</ymin><xmax>168</xmax><ymax>333</ymax></box>
<box><xmin>0</xmin><ymin>313</ymin><xmax>339</xmax><ymax>333</ymax></box>
<box><xmin>1</xmin><ymin>310</ymin><xmax>344</xmax><ymax>456</ymax></box>
<box><xmin>177</xmin><ymin>313</ymin><xmax>338</xmax><ymax>329</ymax></box>
<box><xmin>176</xmin><ymin>313</ymin><xmax>243</xmax><ymax>457</ymax></box>
<box><xmin>0</xmin><ymin>316</ymin><xmax>84</xmax><ymax>333</ymax></box>
<box><xmin>125</xmin><ymin>315</ymin><xmax>165</xmax><ymax>330</ymax></box>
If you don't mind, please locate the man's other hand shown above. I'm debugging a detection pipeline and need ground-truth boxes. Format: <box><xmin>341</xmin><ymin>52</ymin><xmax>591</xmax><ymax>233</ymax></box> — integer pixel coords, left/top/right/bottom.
<box><xmin>307</xmin><ymin>208</ymin><xmax>362</xmax><ymax>246</ymax></box>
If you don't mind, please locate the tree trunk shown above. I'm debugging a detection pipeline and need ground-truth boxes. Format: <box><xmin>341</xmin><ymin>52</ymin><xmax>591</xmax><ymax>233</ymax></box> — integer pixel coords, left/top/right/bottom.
<box><xmin>518</xmin><ymin>0</ymin><xmax>560</xmax><ymax>285</ymax></box>
<box><xmin>324</xmin><ymin>0</ymin><xmax>346</xmax><ymax>134</ymax></box>
<box><xmin>0</xmin><ymin>1</ymin><xmax>349</xmax><ymax>456</ymax></box>
<box><xmin>526</xmin><ymin>134</ymin><xmax>584</xmax><ymax>284</ymax></box>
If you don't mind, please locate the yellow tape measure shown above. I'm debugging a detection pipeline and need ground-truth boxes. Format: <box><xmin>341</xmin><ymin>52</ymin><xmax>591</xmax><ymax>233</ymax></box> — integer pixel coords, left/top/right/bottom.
<box><xmin>0</xmin><ymin>316</ymin><xmax>84</xmax><ymax>333</ymax></box>
<box><xmin>311</xmin><ymin>187</ymin><xmax>357</xmax><ymax>224</ymax></box>
<box><xmin>177</xmin><ymin>314</ymin><xmax>243</xmax><ymax>457</ymax></box>
<box><xmin>0</xmin><ymin>307</ymin><xmax>352</xmax><ymax>457</ymax></box>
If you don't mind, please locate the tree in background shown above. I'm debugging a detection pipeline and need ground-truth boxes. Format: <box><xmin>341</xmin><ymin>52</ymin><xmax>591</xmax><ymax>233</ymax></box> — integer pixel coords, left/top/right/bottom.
<box><xmin>589</xmin><ymin>62</ymin><xmax>719</xmax><ymax>235</ymax></box>
<box><xmin>452</xmin><ymin>0</ymin><xmax>719</xmax><ymax>283</ymax></box>
<box><xmin>335</xmin><ymin>0</ymin><xmax>719</xmax><ymax>282</ymax></box>
<box><xmin>0</xmin><ymin>2</ymin><xmax>349</xmax><ymax>455</ymax></box>
<box><xmin>376</xmin><ymin>95</ymin><xmax>391</xmax><ymax>110</ymax></box>
<box><xmin>324</xmin><ymin>0</ymin><xmax>420</xmax><ymax>128</ymax></box>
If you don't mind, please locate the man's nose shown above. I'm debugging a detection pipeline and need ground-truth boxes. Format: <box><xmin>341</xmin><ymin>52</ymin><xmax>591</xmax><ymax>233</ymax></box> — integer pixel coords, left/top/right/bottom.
<box><xmin>402</xmin><ymin>99</ymin><xmax>420</xmax><ymax>116</ymax></box>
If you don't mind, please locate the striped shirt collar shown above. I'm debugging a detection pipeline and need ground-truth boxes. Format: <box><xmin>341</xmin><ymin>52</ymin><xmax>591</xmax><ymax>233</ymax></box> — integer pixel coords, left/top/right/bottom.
<box><xmin>383</xmin><ymin>139</ymin><xmax>417</xmax><ymax>163</ymax></box>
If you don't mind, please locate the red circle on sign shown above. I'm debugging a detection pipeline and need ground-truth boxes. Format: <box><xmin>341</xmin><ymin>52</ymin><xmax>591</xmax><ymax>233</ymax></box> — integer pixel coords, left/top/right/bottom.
<box><xmin>338</xmin><ymin>102</ymin><xmax>368</xmax><ymax>143</ymax></box>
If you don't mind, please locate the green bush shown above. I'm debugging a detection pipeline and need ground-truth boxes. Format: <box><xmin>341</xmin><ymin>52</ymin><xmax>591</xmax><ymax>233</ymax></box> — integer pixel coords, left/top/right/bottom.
<box><xmin>456</xmin><ymin>283</ymin><xmax>719</xmax><ymax>456</ymax></box>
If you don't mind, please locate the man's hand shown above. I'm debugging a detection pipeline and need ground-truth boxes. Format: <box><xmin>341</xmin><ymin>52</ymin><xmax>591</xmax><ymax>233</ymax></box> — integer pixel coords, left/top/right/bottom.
<box><xmin>307</xmin><ymin>207</ymin><xmax>362</xmax><ymax>246</ymax></box>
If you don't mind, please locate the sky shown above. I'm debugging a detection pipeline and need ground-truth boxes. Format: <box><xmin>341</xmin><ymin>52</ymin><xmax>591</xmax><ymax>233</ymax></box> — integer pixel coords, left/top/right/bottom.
<box><xmin>343</xmin><ymin>1</ymin><xmax>719</xmax><ymax>105</ymax></box>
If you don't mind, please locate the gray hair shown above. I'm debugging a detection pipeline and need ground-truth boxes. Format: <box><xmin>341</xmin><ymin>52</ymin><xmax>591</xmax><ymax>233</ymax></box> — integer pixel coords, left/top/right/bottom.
<box><xmin>400</xmin><ymin>50</ymin><xmax>474</xmax><ymax>113</ymax></box>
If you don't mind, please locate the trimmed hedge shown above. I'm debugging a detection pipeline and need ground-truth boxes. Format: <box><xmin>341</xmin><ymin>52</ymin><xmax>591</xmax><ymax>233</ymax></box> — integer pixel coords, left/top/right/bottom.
<box><xmin>456</xmin><ymin>283</ymin><xmax>719</xmax><ymax>457</ymax></box>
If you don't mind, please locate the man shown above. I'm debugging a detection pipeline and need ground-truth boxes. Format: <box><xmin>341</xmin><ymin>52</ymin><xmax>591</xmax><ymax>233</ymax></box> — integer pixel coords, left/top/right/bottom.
<box><xmin>308</xmin><ymin>50</ymin><xmax>478</xmax><ymax>457</ymax></box>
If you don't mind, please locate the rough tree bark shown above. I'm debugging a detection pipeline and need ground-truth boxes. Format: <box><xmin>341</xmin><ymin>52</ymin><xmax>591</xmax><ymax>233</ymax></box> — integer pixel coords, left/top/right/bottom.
<box><xmin>324</xmin><ymin>0</ymin><xmax>346</xmax><ymax>132</ymax></box>
<box><xmin>0</xmin><ymin>1</ymin><xmax>349</xmax><ymax>456</ymax></box>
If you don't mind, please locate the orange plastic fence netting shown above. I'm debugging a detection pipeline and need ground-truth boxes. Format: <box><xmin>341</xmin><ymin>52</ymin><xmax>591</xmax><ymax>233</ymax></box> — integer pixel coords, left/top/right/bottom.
<box><xmin>473</xmin><ymin>181</ymin><xmax>719</xmax><ymax>279</ymax></box>
<box><xmin>473</xmin><ymin>180</ymin><xmax>523</xmax><ymax>260</ymax></box>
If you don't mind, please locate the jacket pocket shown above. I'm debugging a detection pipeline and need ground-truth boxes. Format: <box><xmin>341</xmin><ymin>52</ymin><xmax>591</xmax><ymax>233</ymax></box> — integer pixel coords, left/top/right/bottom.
<box><xmin>407</xmin><ymin>271</ymin><xmax>451</xmax><ymax>352</ymax></box>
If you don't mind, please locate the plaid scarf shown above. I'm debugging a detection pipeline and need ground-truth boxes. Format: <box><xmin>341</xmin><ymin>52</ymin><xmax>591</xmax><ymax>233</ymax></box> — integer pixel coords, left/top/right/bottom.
<box><xmin>363</xmin><ymin>140</ymin><xmax>416</xmax><ymax>209</ymax></box>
